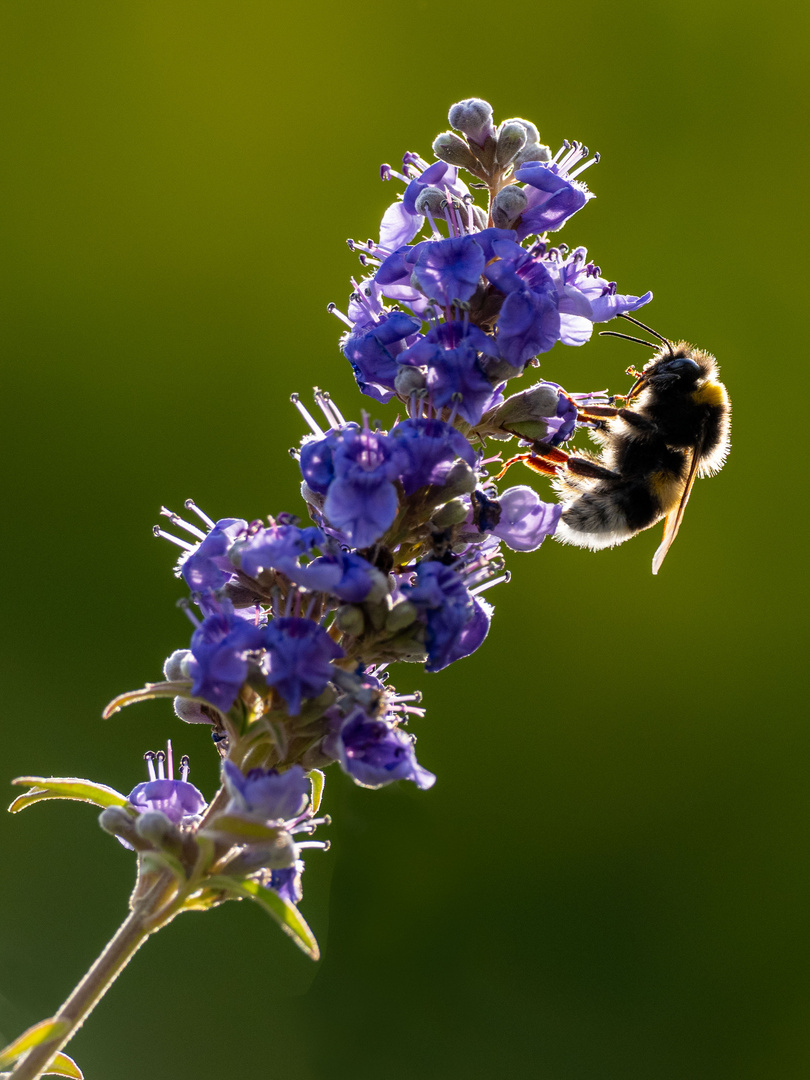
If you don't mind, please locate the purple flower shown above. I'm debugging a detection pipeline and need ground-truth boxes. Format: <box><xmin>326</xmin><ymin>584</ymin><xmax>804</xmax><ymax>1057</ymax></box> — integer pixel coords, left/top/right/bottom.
<box><xmin>403</xmin><ymin>562</ymin><xmax>483</xmax><ymax>673</ymax></box>
<box><xmin>545</xmin><ymin>246</ymin><xmax>653</xmax><ymax>346</ymax></box>
<box><xmin>282</xmin><ymin>548</ymin><xmax>379</xmax><ymax>603</ymax></box>
<box><xmin>186</xmin><ymin>601</ymin><xmax>265</xmax><ymax>713</ymax></box>
<box><xmin>488</xmin><ymin>486</ymin><xmax>562</xmax><ymax>552</ymax></box>
<box><xmin>399</xmin><ymin>322</ymin><xmax>501</xmax><ymax>425</ymax></box>
<box><xmin>483</xmin><ymin>239</ymin><xmax>561</xmax><ymax>366</ymax></box>
<box><xmin>380</xmin><ymin>160</ymin><xmax>469</xmax><ymax>249</ymax></box>
<box><xmin>469</xmin><ymin>227</ymin><xmax>518</xmax><ymax>261</ymax></box>
<box><xmin>268</xmin><ymin>861</ymin><xmax>304</xmax><ymax>905</ymax></box>
<box><xmin>412</xmin><ymin>236</ymin><xmax>486</xmax><ymax>307</ymax></box>
<box><xmin>373</xmin><ymin>244</ymin><xmax>430</xmax><ymax>311</ymax></box>
<box><xmin>322</xmin><ymin>427</ymin><xmax>403</xmax><ymax>548</ymax></box>
<box><xmin>264</xmin><ymin>617</ymin><xmax>344</xmax><ymax>716</ymax></box>
<box><xmin>299</xmin><ymin>428</ymin><xmax>344</xmax><ymax>495</ymax></box>
<box><xmin>238</xmin><ymin>523</ymin><xmax>325</xmax><ymax>586</ymax></box>
<box><xmin>391</xmin><ymin>418</ymin><xmax>477</xmax><ymax>495</ymax></box>
<box><xmin>485</xmin><ymin>239</ymin><xmax>554</xmax><ymax>296</ymax></box>
<box><xmin>341</xmin><ymin>311</ymin><xmax>423</xmax><ymax>404</ymax></box>
<box><xmin>129</xmin><ymin>778</ymin><xmax>207</xmax><ymax>824</ymax></box>
<box><xmin>497</xmin><ymin>289</ymin><xmax>561</xmax><ymax>368</ymax></box>
<box><xmin>325</xmin><ymin>706</ymin><xmax>436</xmax><ymax>790</ymax></box>
<box><xmin>446</xmin><ymin>596</ymin><xmax>493</xmax><ymax>667</ymax></box>
<box><xmin>223</xmin><ymin>761</ymin><xmax>309</xmax><ymax>822</ymax></box>
<box><xmin>514</xmin><ymin>142</ymin><xmax>598</xmax><ymax>239</ymax></box>
<box><xmin>180</xmin><ymin>518</ymin><xmax>247</xmax><ymax>591</ymax></box>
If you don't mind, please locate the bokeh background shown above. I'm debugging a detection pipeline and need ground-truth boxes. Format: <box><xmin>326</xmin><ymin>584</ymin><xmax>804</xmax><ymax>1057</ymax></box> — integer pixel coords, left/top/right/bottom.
<box><xmin>1</xmin><ymin>2</ymin><xmax>807</xmax><ymax>1077</ymax></box>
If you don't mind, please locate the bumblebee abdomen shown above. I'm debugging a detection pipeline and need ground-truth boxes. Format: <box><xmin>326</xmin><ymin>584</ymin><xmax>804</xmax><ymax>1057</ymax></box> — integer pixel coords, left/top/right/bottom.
<box><xmin>556</xmin><ymin>477</ymin><xmax>663</xmax><ymax>551</ymax></box>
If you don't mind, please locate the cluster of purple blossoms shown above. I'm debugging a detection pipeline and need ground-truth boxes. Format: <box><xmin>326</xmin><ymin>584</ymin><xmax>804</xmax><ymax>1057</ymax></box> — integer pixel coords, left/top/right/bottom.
<box><xmin>98</xmin><ymin>97</ymin><xmax>652</xmax><ymax>952</ymax></box>
<box><xmin>333</xmin><ymin>98</ymin><xmax>650</xmax><ymax>419</ymax></box>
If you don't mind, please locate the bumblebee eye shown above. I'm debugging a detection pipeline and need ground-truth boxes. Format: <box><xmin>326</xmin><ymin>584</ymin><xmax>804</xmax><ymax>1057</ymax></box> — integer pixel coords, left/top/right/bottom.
<box><xmin>663</xmin><ymin>357</ymin><xmax>701</xmax><ymax>377</ymax></box>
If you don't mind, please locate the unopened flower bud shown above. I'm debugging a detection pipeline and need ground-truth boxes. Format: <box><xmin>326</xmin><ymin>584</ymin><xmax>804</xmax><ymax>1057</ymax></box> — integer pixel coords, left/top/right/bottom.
<box><xmin>135</xmin><ymin>809</ymin><xmax>184</xmax><ymax>857</ymax></box>
<box><xmin>514</xmin><ymin>143</ymin><xmax>552</xmax><ymax>167</ymax></box>
<box><xmin>395</xmin><ymin>366</ymin><xmax>427</xmax><ymax>396</ymax></box>
<box><xmin>163</xmin><ymin>648</ymin><xmax>191</xmax><ymax>681</ymax></box>
<box><xmin>99</xmin><ymin>807</ymin><xmax>149</xmax><ymax>850</ymax></box>
<box><xmin>224</xmin><ymin>833</ymin><xmax>297</xmax><ymax>874</ymax></box>
<box><xmin>432</xmin><ymin>131</ymin><xmax>481</xmax><ymax>171</ymax></box>
<box><xmin>439</xmin><ymin>459</ymin><xmax>477</xmax><ymax>497</ymax></box>
<box><xmin>414</xmin><ymin>186</ymin><xmax>448</xmax><ymax>215</ymax></box>
<box><xmin>477</xmin><ymin>382</ymin><xmax>560</xmax><ymax>441</ymax></box>
<box><xmin>480</xmin><ymin>355</ymin><xmax>524</xmax><ymax>384</ymax></box>
<box><xmin>448</xmin><ymin>98</ymin><xmax>495</xmax><ymax>147</ymax></box>
<box><xmin>495</xmin><ymin>121</ymin><xmax>528</xmax><ymax>167</ymax></box>
<box><xmin>385</xmin><ymin>599</ymin><xmax>418</xmax><ymax>634</ymax></box>
<box><xmin>491</xmin><ymin>185</ymin><xmax>528</xmax><ymax>230</ymax></box>
<box><xmin>432</xmin><ymin>498</ymin><xmax>470</xmax><ymax>529</ymax></box>
<box><xmin>174</xmin><ymin>696</ymin><xmax>211</xmax><ymax>724</ymax></box>
<box><xmin>335</xmin><ymin>604</ymin><xmax>366</xmax><ymax>636</ymax></box>
<box><xmin>502</xmin><ymin>117</ymin><xmax>540</xmax><ymax>146</ymax></box>
<box><xmin>383</xmin><ymin>625</ymin><xmax>428</xmax><ymax>664</ymax></box>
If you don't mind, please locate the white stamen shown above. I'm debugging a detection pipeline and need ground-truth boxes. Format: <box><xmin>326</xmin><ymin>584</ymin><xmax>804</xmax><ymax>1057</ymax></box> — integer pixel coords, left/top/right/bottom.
<box><xmin>144</xmin><ymin>751</ymin><xmax>157</xmax><ymax>782</ymax></box>
<box><xmin>160</xmin><ymin>507</ymin><xmax>207</xmax><ymax>540</ymax></box>
<box><xmin>568</xmin><ymin>152</ymin><xmax>600</xmax><ymax>181</ymax></box>
<box><xmin>423</xmin><ymin>205</ymin><xmax>442</xmax><ymax>239</ymax></box>
<box><xmin>156</xmin><ymin>750</ymin><xmax>166</xmax><ymax>780</ymax></box>
<box><xmin>153</xmin><ymin>527</ymin><xmax>195</xmax><ymax>551</ymax></box>
<box><xmin>179</xmin><ymin>755</ymin><xmax>190</xmax><ymax>783</ymax></box>
<box><xmin>471</xmin><ymin>572</ymin><xmax>511</xmax><ymax>596</ymax></box>
<box><xmin>177</xmin><ymin>598</ymin><xmax>201</xmax><ymax>628</ymax></box>
<box><xmin>442</xmin><ymin>200</ymin><xmax>457</xmax><ymax>238</ymax></box>
<box><xmin>327</xmin><ymin>302</ymin><xmax>353</xmax><ymax>328</ymax></box>
<box><xmin>291</xmin><ymin>393</ymin><xmax>325</xmax><ymax>437</ymax></box>
<box><xmin>314</xmin><ymin>388</ymin><xmax>343</xmax><ymax>429</ymax></box>
<box><xmin>446</xmin><ymin>189</ymin><xmax>464</xmax><ymax>235</ymax></box>
<box><xmin>185</xmin><ymin>499</ymin><xmax>216</xmax><ymax>529</ymax></box>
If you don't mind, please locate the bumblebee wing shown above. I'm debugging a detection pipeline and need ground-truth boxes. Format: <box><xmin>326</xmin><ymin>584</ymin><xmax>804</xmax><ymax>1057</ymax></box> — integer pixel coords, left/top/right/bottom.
<box><xmin>651</xmin><ymin>444</ymin><xmax>702</xmax><ymax>575</ymax></box>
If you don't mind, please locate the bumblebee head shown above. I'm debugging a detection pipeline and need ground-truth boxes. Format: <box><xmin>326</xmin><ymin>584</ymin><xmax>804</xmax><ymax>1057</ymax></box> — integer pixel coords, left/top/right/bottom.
<box><xmin>640</xmin><ymin>348</ymin><xmax>701</xmax><ymax>389</ymax></box>
<box><xmin>600</xmin><ymin>316</ymin><xmax>719</xmax><ymax>399</ymax></box>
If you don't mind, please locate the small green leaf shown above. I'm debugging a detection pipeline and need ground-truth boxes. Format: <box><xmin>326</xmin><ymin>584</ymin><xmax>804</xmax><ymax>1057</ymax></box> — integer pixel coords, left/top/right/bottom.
<box><xmin>45</xmin><ymin>1052</ymin><xmax>84</xmax><ymax>1078</ymax></box>
<box><xmin>8</xmin><ymin>778</ymin><xmax>128</xmax><ymax>815</ymax></box>
<box><xmin>207</xmin><ymin>876</ymin><xmax>320</xmax><ymax>960</ymax></box>
<box><xmin>203</xmin><ymin>813</ymin><xmax>283</xmax><ymax>842</ymax></box>
<box><xmin>102</xmin><ymin>680</ymin><xmax>194</xmax><ymax>719</ymax></box>
<box><xmin>308</xmin><ymin>769</ymin><xmax>325</xmax><ymax>814</ymax></box>
<box><xmin>0</xmin><ymin>1018</ymin><xmax>69</xmax><ymax>1065</ymax></box>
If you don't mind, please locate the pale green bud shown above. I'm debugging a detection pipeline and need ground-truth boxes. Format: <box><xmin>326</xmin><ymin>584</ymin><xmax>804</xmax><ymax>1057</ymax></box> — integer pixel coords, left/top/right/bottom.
<box><xmin>496</xmin><ymin>121</ymin><xmax>528</xmax><ymax>166</ymax></box>
<box><xmin>432</xmin><ymin>498</ymin><xmax>470</xmax><ymax>529</ymax></box>
<box><xmin>432</xmin><ymin>131</ymin><xmax>480</xmax><ymax>171</ymax></box>
<box><xmin>491</xmin><ymin>185</ymin><xmax>528</xmax><ymax>229</ymax></box>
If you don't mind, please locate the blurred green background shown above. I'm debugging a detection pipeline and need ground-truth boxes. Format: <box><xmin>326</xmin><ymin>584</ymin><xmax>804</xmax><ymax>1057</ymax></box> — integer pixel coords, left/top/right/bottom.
<box><xmin>1</xmin><ymin>1</ymin><xmax>807</xmax><ymax>1077</ymax></box>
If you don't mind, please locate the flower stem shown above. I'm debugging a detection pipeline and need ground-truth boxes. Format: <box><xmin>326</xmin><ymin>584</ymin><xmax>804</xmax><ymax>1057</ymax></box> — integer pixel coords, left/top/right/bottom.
<box><xmin>10</xmin><ymin>870</ymin><xmax>178</xmax><ymax>1080</ymax></box>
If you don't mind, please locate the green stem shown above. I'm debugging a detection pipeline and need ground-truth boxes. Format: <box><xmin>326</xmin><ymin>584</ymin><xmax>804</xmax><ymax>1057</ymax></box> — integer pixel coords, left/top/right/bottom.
<box><xmin>9</xmin><ymin>870</ymin><xmax>178</xmax><ymax>1080</ymax></box>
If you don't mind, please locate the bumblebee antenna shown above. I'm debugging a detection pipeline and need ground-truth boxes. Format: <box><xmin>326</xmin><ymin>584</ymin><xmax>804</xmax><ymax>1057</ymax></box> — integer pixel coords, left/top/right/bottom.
<box><xmin>618</xmin><ymin>313</ymin><xmax>674</xmax><ymax>357</ymax></box>
<box><xmin>599</xmin><ymin>330</ymin><xmax>659</xmax><ymax>348</ymax></box>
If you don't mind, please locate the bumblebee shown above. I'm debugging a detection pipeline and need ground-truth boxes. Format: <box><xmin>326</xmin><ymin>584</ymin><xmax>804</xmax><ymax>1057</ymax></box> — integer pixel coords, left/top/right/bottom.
<box><xmin>496</xmin><ymin>316</ymin><xmax>731</xmax><ymax>574</ymax></box>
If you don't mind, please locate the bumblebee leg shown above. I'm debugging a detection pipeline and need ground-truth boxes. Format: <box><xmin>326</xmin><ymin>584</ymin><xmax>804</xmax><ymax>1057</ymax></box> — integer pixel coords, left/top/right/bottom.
<box><xmin>614</xmin><ymin>408</ymin><xmax>660</xmax><ymax>433</ymax></box>
<box><xmin>576</xmin><ymin>405</ymin><xmax>620</xmax><ymax>420</ymax></box>
<box><xmin>565</xmin><ymin>456</ymin><xmax>621</xmax><ymax>481</ymax></box>
<box><xmin>494</xmin><ymin>452</ymin><xmax>564</xmax><ymax>481</ymax></box>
